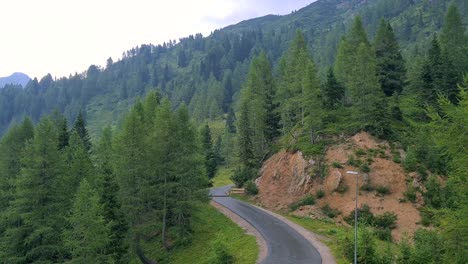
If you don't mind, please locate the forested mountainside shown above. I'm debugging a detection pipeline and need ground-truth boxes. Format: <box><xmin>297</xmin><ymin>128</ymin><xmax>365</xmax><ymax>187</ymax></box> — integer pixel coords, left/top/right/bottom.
<box><xmin>0</xmin><ymin>0</ymin><xmax>466</xmax><ymax>137</ymax></box>
<box><xmin>0</xmin><ymin>0</ymin><xmax>467</xmax><ymax>263</ymax></box>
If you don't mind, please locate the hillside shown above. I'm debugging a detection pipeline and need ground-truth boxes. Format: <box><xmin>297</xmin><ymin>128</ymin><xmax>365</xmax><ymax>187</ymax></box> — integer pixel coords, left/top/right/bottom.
<box><xmin>255</xmin><ymin>132</ymin><xmax>421</xmax><ymax>241</ymax></box>
<box><xmin>0</xmin><ymin>72</ymin><xmax>30</xmax><ymax>88</ymax></box>
<box><xmin>0</xmin><ymin>0</ymin><xmax>466</xmax><ymax>136</ymax></box>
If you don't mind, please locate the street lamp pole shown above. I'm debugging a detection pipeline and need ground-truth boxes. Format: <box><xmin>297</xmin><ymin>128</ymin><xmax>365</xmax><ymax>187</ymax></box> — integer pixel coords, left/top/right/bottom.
<box><xmin>347</xmin><ymin>170</ymin><xmax>359</xmax><ymax>264</ymax></box>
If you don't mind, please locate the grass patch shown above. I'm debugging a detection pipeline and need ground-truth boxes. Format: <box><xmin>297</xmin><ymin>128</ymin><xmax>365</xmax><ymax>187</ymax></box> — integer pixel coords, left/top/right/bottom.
<box><xmin>289</xmin><ymin>194</ymin><xmax>315</xmax><ymax>211</ymax></box>
<box><xmin>212</xmin><ymin>166</ymin><xmax>234</xmax><ymax>187</ymax></box>
<box><xmin>169</xmin><ymin>203</ymin><xmax>258</xmax><ymax>264</ymax></box>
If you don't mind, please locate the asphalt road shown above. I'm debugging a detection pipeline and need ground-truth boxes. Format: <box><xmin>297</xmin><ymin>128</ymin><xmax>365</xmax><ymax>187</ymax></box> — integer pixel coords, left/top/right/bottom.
<box><xmin>210</xmin><ymin>185</ymin><xmax>322</xmax><ymax>264</ymax></box>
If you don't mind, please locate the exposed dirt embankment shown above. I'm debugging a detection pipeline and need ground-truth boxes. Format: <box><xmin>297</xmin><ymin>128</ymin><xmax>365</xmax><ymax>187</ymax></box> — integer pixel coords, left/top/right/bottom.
<box><xmin>255</xmin><ymin>132</ymin><xmax>422</xmax><ymax>241</ymax></box>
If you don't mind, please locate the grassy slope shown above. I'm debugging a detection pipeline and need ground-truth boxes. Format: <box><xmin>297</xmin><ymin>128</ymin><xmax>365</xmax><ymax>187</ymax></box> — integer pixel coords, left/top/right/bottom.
<box><xmin>169</xmin><ymin>203</ymin><xmax>258</xmax><ymax>264</ymax></box>
<box><xmin>287</xmin><ymin>215</ymin><xmax>398</xmax><ymax>263</ymax></box>
<box><xmin>211</xmin><ymin>166</ymin><xmax>234</xmax><ymax>187</ymax></box>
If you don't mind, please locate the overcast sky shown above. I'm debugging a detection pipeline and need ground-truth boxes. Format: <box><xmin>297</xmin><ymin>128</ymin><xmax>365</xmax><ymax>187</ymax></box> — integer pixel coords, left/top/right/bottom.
<box><xmin>0</xmin><ymin>0</ymin><xmax>314</xmax><ymax>79</ymax></box>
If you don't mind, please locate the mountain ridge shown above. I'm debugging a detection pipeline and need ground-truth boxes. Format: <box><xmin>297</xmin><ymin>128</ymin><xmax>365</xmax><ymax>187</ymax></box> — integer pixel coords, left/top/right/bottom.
<box><xmin>0</xmin><ymin>72</ymin><xmax>30</xmax><ymax>89</ymax></box>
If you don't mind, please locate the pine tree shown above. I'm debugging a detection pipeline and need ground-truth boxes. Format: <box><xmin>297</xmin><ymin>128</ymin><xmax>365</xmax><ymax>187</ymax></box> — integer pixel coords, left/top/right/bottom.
<box><xmin>226</xmin><ymin>107</ymin><xmax>236</xmax><ymax>134</ymax></box>
<box><xmin>374</xmin><ymin>19</ymin><xmax>406</xmax><ymax>96</ymax></box>
<box><xmin>239</xmin><ymin>51</ymin><xmax>279</xmax><ymax>159</ymax></box>
<box><xmin>238</xmin><ymin>100</ymin><xmax>254</xmax><ymax>167</ymax></box>
<box><xmin>335</xmin><ymin>16</ymin><xmax>371</xmax><ymax>100</ymax></box>
<box><xmin>322</xmin><ymin>68</ymin><xmax>344</xmax><ymax>109</ymax></box>
<box><xmin>95</xmin><ymin>126</ymin><xmax>129</xmax><ymax>263</ymax></box>
<box><xmin>421</xmin><ymin>35</ymin><xmax>446</xmax><ymax>106</ymax></box>
<box><xmin>63</xmin><ymin>132</ymin><xmax>95</xmax><ymax>196</ymax></box>
<box><xmin>63</xmin><ymin>179</ymin><xmax>111</xmax><ymax>263</ymax></box>
<box><xmin>72</xmin><ymin>111</ymin><xmax>92</xmax><ymax>151</ymax></box>
<box><xmin>201</xmin><ymin>124</ymin><xmax>218</xmax><ymax>179</ymax></box>
<box><xmin>440</xmin><ymin>4</ymin><xmax>468</xmax><ymax>82</ymax></box>
<box><xmin>4</xmin><ymin>117</ymin><xmax>66</xmax><ymax>262</ymax></box>
<box><xmin>302</xmin><ymin>59</ymin><xmax>324</xmax><ymax>144</ymax></box>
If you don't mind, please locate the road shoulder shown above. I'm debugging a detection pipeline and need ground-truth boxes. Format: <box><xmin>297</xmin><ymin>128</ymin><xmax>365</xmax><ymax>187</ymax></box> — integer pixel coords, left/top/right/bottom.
<box><xmin>210</xmin><ymin>200</ymin><xmax>268</xmax><ymax>264</ymax></box>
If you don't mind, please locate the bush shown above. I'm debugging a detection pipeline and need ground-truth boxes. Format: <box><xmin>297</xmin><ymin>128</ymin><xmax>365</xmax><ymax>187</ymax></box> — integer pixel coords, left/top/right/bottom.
<box><xmin>289</xmin><ymin>194</ymin><xmax>315</xmax><ymax>211</ymax></box>
<box><xmin>344</xmin><ymin>204</ymin><xmax>374</xmax><ymax>225</ymax></box>
<box><xmin>404</xmin><ymin>186</ymin><xmax>417</xmax><ymax>203</ymax></box>
<box><xmin>315</xmin><ymin>189</ymin><xmax>325</xmax><ymax>199</ymax></box>
<box><xmin>374</xmin><ymin>212</ymin><xmax>398</xmax><ymax>229</ymax></box>
<box><xmin>355</xmin><ymin>148</ymin><xmax>366</xmax><ymax>156</ymax></box>
<box><xmin>208</xmin><ymin>241</ymin><xmax>234</xmax><ymax>264</ymax></box>
<box><xmin>244</xmin><ymin>180</ymin><xmax>258</xmax><ymax>195</ymax></box>
<box><xmin>335</xmin><ymin>182</ymin><xmax>349</xmax><ymax>193</ymax></box>
<box><xmin>376</xmin><ymin>185</ymin><xmax>390</xmax><ymax>195</ymax></box>
<box><xmin>332</xmin><ymin>161</ymin><xmax>343</xmax><ymax>168</ymax></box>
<box><xmin>403</xmin><ymin>148</ymin><xmax>418</xmax><ymax>172</ymax></box>
<box><xmin>360</xmin><ymin>163</ymin><xmax>370</xmax><ymax>173</ymax></box>
<box><xmin>321</xmin><ymin>204</ymin><xmax>340</xmax><ymax>218</ymax></box>
<box><xmin>375</xmin><ymin>227</ymin><xmax>393</xmax><ymax>242</ymax></box>
<box><xmin>361</xmin><ymin>183</ymin><xmax>374</xmax><ymax>192</ymax></box>
<box><xmin>230</xmin><ymin>167</ymin><xmax>256</xmax><ymax>188</ymax></box>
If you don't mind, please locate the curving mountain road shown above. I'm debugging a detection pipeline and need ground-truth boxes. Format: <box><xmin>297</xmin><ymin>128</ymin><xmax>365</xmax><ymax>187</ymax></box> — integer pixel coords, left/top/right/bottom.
<box><xmin>210</xmin><ymin>185</ymin><xmax>322</xmax><ymax>264</ymax></box>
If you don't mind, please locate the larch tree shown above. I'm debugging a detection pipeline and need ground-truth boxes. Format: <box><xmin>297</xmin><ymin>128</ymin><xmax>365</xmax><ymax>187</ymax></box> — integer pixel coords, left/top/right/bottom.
<box><xmin>4</xmin><ymin>117</ymin><xmax>66</xmax><ymax>263</ymax></box>
<box><xmin>63</xmin><ymin>179</ymin><xmax>111</xmax><ymax>264</ymax></box>
<box><xmin>374</xmin><ymin>19</ymin><xmax>406</xmax><ymax>96</ymax></box>
<box><xmin>201</xmin><ymin>124</ymin><xmax>218</xmax><ymax>179</ymax></box>
<box><xmin>72</xmin><ymin>111</ymin><xmax>92</xmax><ymax>152</ymax></box>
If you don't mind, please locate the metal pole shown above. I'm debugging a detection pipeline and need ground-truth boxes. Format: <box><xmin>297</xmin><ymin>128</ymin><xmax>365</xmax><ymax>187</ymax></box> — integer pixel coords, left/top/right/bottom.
<box><xmin>354</xmin><ymin>172</ymin><xmax>358</xmax><ymax>264</ymax></box>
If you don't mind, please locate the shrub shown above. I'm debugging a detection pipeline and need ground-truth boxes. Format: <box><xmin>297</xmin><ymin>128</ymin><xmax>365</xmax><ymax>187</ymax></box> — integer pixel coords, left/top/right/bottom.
<box><xmin>374</xmin><ymin>212</ymin><xmax>398</xmax><ymax>229</ymax></box>
<box><xmin>335</xmin><ymin>182</ymin><xmax>349</xmax><ymax>193</ymax></box>
<box><xmin>321</xmin><ymin>204</ymin><xmax>340</xmax><ymax>218</ymax></box>
<box><xmin>403</xmin><ymin>148</ymin><xmax>418</xmax><ymax>172</ymax></box>
<box><xmin>315</xmin><ymin>189</ymin><xmax>325</xmax><ymax>199</ymax></box>
<box><xmin>360</xmin><ymin>163</ymin><xmax>370</xmax><ymax>173</ymax></box>
<box><xmin>355</xmin><ymin>148</ymin><xmax>366</xmax><ymax>156</ymax></box>
<box><xmin>376</xmin><ymin>185</ymin><xmax>390</xmax><ymax>195</ymax></box>
<box><xmin>393</xmin><ymin>155</ymin><xmax>401</xmax><ymax>163</ymax></box>
<box><xmin>289</xmin><ymin>194</ymin><xmax>315</xmax><ymax>211</ymax></box>
<box><xmin>375</xmin><ymin>227</ymin><xmax>393</xmax><ymax>242</ymax></box>
<box><xmin>230</xmin><ymin>167</ymin><xmax>256</xmax><ymax>188</ymax></box>
<box><xmin>404</xmin><ymin>186</ymin><xmax>417</xmax><ymax>203</ymax></box>
<box><xmin>361</xmin><ymin>183</ymin><xmax>374</xmax><ymax>192</ymax></box>
<box><xmin>332</xmin><ymin>161</ymin><xmax>343</xmax><ymax>168</ymax></box>
<box><xmin>244</xmin><ymin>180</ymin><xmax>258</xmax><ymax>195</ymax></box>
<box><xmin>208</xmin><ymin>241</ymin><xmax>234</xmax><ymax>264</ymax></box>
<box><xmin>344</xmin><ymin>204</ymin><xmax>374</xmax><ymax>225</ymax></box>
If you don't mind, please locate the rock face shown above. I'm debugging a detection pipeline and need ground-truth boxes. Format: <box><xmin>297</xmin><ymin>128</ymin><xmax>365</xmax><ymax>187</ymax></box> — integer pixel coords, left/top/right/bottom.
<box><xmin>255</xmin><ymin>132</ymin><xmax>423</xmax><ymax>241</ymax></box>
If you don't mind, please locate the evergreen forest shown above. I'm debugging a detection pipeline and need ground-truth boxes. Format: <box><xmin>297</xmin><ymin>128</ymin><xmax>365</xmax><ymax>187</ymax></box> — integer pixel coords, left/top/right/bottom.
<box><xmin>0</xmin><ymin>0</ymin><xmax>467</xmax><ymax>263</ymax></box>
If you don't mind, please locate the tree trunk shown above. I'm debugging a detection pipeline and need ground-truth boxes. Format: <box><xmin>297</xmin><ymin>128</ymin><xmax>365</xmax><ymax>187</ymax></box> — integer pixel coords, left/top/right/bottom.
<box><xmin>161</xmin><ymin>175</ymin><xmax>169</xmax><ymax>250</ymax></box>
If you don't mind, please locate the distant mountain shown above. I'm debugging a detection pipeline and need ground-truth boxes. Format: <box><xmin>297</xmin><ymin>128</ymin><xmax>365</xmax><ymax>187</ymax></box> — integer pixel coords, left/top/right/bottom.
<box><xmin>0</xmin><ymin>72</ymin><xmax>30</xmax><ymax>88</ymax></box>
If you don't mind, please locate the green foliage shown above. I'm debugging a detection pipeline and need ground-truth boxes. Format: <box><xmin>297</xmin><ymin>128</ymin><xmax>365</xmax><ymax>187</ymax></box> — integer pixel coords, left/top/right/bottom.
<box><xmin>244</xmin><ymin>180</ymin><xmax>259</xmax><ymax>195</ymax></box>
<box><xmin>230</xmin><ymin>167</ymin><xmax>256</xmax><ymax>188</ymax></box>
<box><xmin>355</xmin><ymin>148</ymin><xmax>366</xmax><ymax>156</ymax></box>
<box><xmin>374</xmin><ymin>212</ymin><xmax>398</xmax><ymax>230</ymax></box>
<box><xmin>332</xmin><ymin>161</ymin><xmax>343</xmax><ymax>168</ymax></box>
<box><xmin>375</xmin><ymin>185</ymin><xmax>390</xmax><ymax>196</ymax></box>
<box><xmin>315</xmin><ymin>189</ymin><xmax>325</xmax><ymax>199</ymax></box>
<box><xmin>289</xmin><ymin>194</ymin><xmax>315</xmax><ymax>211</ymax></box>
<box><xmin>63</xmin><ymin>179</ymin><xmax>111</xmax><ymax>263</ymax></box>
<box><xmin>201</xmin><ymin>124</ymin><xmax>218</xmax><ymax>179</ymax></box>
<box><xmin>404</xmin><ymin>185</ymin><xmax>417</xmax><ymax>203</ymax></box>
<box><xmin>321</xmin><ymin>204</ymin><xmax>340</xmax><ymax>218</ymax></box>
<box><xmin>207</xmin><ymin>241</ymin><xmax>234</xmax><ymax>264</ymax></box>
<box><xmin>335</xmin><ymin>182</ymin><xmax>349</xmax><ymax>194</ymax></box>
<box><xmin>360</xmin><ymin>163</ymin><xmax>371</xmax><ymax>173</ymax></box>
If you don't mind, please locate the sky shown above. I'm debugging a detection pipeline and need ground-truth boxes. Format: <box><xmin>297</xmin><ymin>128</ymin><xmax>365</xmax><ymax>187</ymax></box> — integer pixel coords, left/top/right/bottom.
<box><xmin>0</xmin><ymin>0</ymin><xmax>314</xmax><ymax>79</ymax></box>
